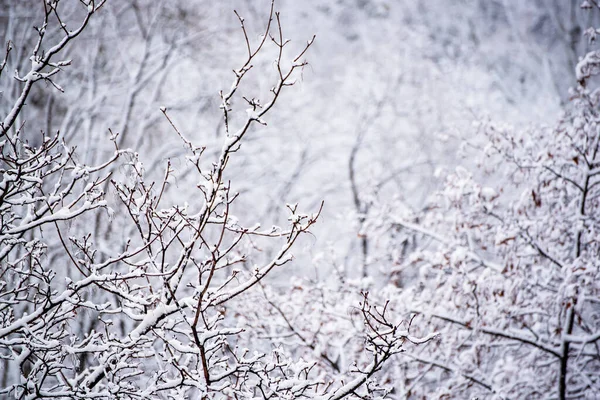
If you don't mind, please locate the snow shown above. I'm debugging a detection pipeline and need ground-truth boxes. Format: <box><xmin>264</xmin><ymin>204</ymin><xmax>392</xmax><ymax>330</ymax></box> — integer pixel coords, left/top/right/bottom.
<box><xmin>2</xmin><ymin>1</ymin><xmax>599</xmax><ymax>398</ymax></box>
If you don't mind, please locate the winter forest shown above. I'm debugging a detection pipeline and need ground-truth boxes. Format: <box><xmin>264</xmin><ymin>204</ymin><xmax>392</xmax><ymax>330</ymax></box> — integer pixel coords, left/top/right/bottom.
<box><xmin>2</xmin><ymin>0</ymin><xmax>600</xmax><ymax>398</ymax></box>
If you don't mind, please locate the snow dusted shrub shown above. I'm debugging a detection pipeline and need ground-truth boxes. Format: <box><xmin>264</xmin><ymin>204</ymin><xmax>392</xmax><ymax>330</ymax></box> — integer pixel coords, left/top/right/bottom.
<box><xmin>377</xmin><ymin>51</ymin><xmax>600</xmax><ymax>400</ymax></box>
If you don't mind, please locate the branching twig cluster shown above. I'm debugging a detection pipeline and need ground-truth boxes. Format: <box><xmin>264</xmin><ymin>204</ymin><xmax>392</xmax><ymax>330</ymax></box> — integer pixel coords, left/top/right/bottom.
<box><xmin>0</xmin><ymin>2</ymin><xmax>435</xmax><ymax>399</ymax></box>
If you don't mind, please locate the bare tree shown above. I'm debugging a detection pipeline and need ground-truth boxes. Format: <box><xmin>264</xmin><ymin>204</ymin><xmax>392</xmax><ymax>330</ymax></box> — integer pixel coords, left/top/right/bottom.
<box><xmin>0</xmin><ymin>1</ymin><xmax>435</xmax><ymax>398</ymax></box>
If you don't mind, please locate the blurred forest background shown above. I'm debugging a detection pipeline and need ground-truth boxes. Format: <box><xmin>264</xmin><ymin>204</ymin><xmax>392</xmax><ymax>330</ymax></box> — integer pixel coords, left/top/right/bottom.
<box><xmin>3</xmin><ymin>0</ymin><xmax>591</xmax><ymax>268</ymax></box>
